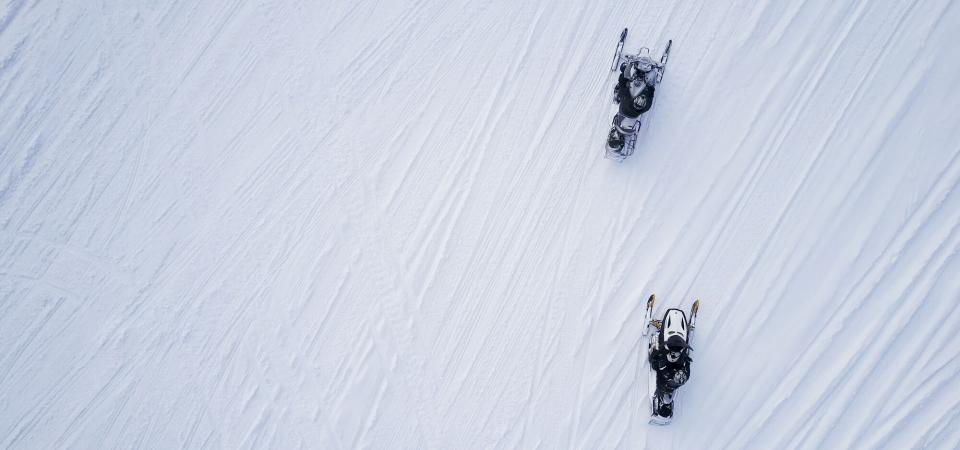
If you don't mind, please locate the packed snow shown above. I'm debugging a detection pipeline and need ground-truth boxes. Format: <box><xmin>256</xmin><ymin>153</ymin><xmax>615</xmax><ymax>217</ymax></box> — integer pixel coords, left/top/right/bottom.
<box><xmin>1</xmin><ymin>0</ymin><xmax>959</xmax><ymax>448</ymax></box>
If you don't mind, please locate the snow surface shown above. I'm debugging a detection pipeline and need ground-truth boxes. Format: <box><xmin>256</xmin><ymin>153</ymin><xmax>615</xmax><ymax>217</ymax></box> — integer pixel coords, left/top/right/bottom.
<box><xmin>2</xmin><ymin>0</ymin><xmax>960</xmax><ymax>448</ymax></box>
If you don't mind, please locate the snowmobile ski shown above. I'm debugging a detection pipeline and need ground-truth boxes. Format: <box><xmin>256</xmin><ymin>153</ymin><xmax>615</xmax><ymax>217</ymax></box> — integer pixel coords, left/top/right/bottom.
<box><xmin>657</xmin><ymin>40</ymin><xmax>672</xmax><ymax>84</ymax></box>
<box><xmin>642</xmin><ymin>294</ymin><xmax>656</xmax><ymax>337</ymax></box>
<box><xmin>688</xmin><ymin>298</ymin><xmax>699</xmax><ymax>340</ymax></box>
<box><xmin>611</xmin><ymin>28</ymin><xmax>628</xmax><ymax>72</ymax></box>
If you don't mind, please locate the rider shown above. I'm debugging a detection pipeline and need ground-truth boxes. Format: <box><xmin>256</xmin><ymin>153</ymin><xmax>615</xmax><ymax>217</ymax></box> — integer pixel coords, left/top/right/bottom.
<box><xmin>649</xmin><ymin>334</ymin><xmax>691</xmax><ymax>396</ymax></box>
<box><xmin>606</xmin><ymin>54</ymin><xmax>661</xmax><ymax>153</ymax></box>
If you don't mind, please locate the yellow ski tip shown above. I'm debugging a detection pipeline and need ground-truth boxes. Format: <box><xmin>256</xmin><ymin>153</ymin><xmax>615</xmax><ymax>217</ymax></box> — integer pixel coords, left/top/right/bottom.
<box><xmin>692</xmin><ymin>298</ymin><xmax>700</xmax><ymax>314</ymax></box>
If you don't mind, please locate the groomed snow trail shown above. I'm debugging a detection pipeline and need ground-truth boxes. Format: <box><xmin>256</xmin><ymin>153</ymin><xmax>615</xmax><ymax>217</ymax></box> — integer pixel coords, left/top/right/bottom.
<box><xmin>1</xmin><ymin>0</ymin><xmax>959</xmax><ymax>448</ymax></box>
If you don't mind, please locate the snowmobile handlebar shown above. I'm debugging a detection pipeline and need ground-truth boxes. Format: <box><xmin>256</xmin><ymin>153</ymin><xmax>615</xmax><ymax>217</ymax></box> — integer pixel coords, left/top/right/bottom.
<box><xmin>620</xmin><ymin>54</ymin><xmax>662</xmax><ymax>67</ymax></box>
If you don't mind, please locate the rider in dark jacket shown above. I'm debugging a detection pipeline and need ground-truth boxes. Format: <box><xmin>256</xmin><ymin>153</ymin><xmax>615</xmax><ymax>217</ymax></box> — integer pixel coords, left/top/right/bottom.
<box><xmin>607</xmin><ymin>57</ymin><xmax>659</xmax><ymax>153</ymax></box>
<box><xmin>649</xmin><ymin>334</ymin><xmax>691</xmax><ymax>393</ymax></box>
<box><xmin>615</xmin><ymin>66</ymin><xmax>655</xmax><ymax>118</ymax></box>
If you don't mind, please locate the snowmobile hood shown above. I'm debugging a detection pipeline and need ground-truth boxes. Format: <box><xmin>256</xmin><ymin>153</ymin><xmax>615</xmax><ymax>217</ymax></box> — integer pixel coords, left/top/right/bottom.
<box><xmin>662</xmin><ymin>309</ymin><xmax>689</xmax><ymax>341</ymax></box>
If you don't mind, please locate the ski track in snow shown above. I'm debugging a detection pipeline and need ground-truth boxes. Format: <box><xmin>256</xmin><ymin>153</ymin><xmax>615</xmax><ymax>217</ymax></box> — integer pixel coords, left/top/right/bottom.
<box><xmin>1</xmin><ymin>0</ymin><xmax>958</xmax><ymax>448</ymax></box>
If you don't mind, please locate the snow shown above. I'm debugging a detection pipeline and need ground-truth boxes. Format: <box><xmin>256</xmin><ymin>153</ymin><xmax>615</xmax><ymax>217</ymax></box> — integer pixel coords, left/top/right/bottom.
<box><xmin>1</xmin><ymin>0</ymin><xmax>959</xmax><ymax>448</ymax></box>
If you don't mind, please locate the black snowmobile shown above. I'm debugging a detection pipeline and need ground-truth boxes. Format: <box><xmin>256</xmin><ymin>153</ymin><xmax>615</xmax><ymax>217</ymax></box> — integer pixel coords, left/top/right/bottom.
<box><xmin>605</xmin><ymin>28</ymin><xmax>672</xmax><ymax>161</ymax></box>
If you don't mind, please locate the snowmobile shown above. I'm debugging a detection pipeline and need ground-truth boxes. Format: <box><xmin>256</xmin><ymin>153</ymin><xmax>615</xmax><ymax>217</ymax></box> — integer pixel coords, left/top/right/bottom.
<box><xmin>642</xmin><ymin>295</ymin><xmax>699</xmax><ymax>425</ymax></box>
<box><xmin>605</xmin><ymin>28</ymin><xmax>672</xmax><ymax>161</ymax></box>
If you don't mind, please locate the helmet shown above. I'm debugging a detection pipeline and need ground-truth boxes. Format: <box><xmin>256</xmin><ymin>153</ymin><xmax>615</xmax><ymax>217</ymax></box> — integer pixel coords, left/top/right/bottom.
<box><xmin>665</xmin><ymin>335</ymin><xmax>687</xmax><ymax>352</ymax></box>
